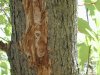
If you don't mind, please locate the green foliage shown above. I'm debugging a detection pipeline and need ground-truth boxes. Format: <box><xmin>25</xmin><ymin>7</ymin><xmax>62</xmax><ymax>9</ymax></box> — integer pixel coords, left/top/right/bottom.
<box><xmin>97</xmin><ymin>59</ymin><xmax>100</xmax><ymax>75</ymax></box>
<box><xmin>78</xmin><ymin>18</ymin><xmax>92</xmax><ymax>35</ymax></box>
<box><xmin>0</xmin><ymin>15</ymin><xmax>6</xmax><ymax>24</ymax></box>
<box><xmin>95</xmin><ymin>0</ymin><xmax>100</xmax><ymax>11</ymax></box>
<box><xmin>0</xmin><ymin>0</ymin><xmax>11</xmax><ymax>41</ymax></box>
<box><xmin>0</xmin><ymin>51</ymin><xmax>10</xmax><ymax>75</ymax></box>
<box><xmin>78</xmin><ymin>43</ymin><xmax>90</xmax><ymax>68</ymax></box>
<box><xmin>0</xmin><ymin>0</ymin><xmax>11</xmax><ymax>75</ymax></box>
<box><xmin>84</xmin><ymin>0</ymin><xmax>96</xmax><ymax>15</ymax></box>
<box><xmin>78</xmin><ymin>0</ymin><xmax>100</xmax><ymax>74</ymax></box>
<box><xmin>4</xmin><ymin>24</ymin><xmax>12</xmax><ymax>36</ymax></box>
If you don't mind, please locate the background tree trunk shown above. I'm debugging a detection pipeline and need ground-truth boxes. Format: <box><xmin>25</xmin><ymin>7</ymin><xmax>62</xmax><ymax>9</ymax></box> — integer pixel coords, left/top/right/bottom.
<box><xmin>8</xmin><ymin>0</ymin><xmax>78</xmax><ymax>75</ymax></box>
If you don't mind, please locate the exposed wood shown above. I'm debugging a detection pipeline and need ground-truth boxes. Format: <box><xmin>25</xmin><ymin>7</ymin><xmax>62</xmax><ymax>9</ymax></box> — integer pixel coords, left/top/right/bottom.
<box><xmin>19</xmin><ymin>0</ymin><xmax>51</xmax><ymax>75</ymax></box>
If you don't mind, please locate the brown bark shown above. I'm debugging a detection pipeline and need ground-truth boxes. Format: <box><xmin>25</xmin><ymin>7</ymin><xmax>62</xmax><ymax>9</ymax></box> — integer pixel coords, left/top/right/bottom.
<box><xmin>20</xmin><ymin>0</ymin><xmax>51</xmax><ymax>75</ymax></box>
<box><xmin>0</xmin><ymin>41</ymin><xmax>8</xmax><ymax>51</ymax></box>
<box><xmin>8</xmin><ymin>0</ymin><xmax>78</xmax><ymax>75</ymax></box>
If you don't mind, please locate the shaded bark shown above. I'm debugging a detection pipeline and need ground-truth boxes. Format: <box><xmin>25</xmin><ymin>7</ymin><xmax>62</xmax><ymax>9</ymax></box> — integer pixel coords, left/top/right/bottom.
<box><xmin>46</xmin><ymin>0</ymin><xmax>78</xmax><ymax>75</ymax></box>
<box><xmin>8</xmin><ymin>0</ymin><xmax>36</xmax><ymax>75</ymax></box>
<box><xmin>8</xmin><ymin>0</ymin><xmax>78</xmax><ymax>75</ymax></box>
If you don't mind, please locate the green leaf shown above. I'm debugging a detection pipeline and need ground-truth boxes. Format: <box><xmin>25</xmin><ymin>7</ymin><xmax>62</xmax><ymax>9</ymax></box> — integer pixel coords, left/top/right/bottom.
<box><xmin>0</xmin><ymin>61</ymin><xmax>8</xmax><ymax>68</ymax></box>
<box><xmin>78</xmin><ymin>18</ymin><xmax>92</xmax><ymax>35</ymax></box>
<box><xmin>95</xmin><ymin>10</ymin><xmax>100</xmax><ymax>30</ymax></box>
<box><xmin>84</xmin><ymin>0</ymin><xmax>96</xmax><ymax>16</ymax></box>
<box><xmin>96</xmin><ymin>58</ymin><xmax>100</xmax><ymax>75</ymax></box>
<box><xmin>0</xmin><ymin>1</ymin><xmax>5</xmax><ymax>6</ymax></box>
<box><xmin>0</xmin><ymin>15</ymin><xmax>6</xmax><ymax>24</ymax></box>
<box><xmin>4</xmin><ymin>24</ymin><xmax>12</xmax><ymax>36</ymax></box>
<box><xmin>0</xmin><ymin>61</ymin><xmax>8</xmax><ymax>74</ymax></box>
<box><xmin>78</xmin><ymin>43</ymin><xmax>90</xmax><ymax>68</ymax></box>
<box><xmin>95</xmin><ymin>0</ymin><xmax>100</xmax><ymax>11</ymax></box>
<box><xmin>86</xmin><ymin>29</ymin><xmax>97</xmax><ymax>41</ymax></box>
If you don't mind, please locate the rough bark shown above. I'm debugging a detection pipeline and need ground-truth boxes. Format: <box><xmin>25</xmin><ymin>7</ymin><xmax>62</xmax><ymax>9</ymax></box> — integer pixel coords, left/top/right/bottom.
<box><xmin>8</xmin><ymin>0</ymin><xmax>78</xmax><ymax>75</ymax></box>
<box><xmin>46</xmin><ymin>0</ymin><xmax>78</xmax><ymax>75</ymax></box>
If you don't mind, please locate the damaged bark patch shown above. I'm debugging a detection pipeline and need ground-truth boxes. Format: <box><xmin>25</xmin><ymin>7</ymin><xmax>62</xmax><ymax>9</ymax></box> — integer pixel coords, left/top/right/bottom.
<box><xmin>19</xmin><ymin>0</ymin><xmax>51</xmax><ymax>75</ymax></box>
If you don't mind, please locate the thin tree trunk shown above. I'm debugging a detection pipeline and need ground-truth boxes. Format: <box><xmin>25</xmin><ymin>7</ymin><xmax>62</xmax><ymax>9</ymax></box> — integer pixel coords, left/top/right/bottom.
<box><xmin>8</xmin><ymin>0</ymin><xmax>78</xmax><ymax>75</ymax></box>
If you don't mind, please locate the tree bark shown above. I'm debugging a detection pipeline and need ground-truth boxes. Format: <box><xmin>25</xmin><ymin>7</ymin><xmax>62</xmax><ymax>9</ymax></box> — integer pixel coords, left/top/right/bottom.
<box><xmin>47</xmin><ymin>0</ymin><xmax>78</xmax><ymax>75</ymax></box>
<box><xmin>8</xmin><ymin>0</ymin><xmax>78</xmax><ymax>75</ymax></box>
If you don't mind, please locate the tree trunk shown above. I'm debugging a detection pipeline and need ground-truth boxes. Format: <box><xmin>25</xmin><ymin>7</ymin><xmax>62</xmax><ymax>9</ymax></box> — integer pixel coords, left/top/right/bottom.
<box><xmin>8</xmin><ymin>0</ymin><xmax>78</xmax><ymax>75</ymax></box>
<box><xmin>47</xmin><ymin>0</ymin><xmax>78</xmax><ymax>75</ymax></box>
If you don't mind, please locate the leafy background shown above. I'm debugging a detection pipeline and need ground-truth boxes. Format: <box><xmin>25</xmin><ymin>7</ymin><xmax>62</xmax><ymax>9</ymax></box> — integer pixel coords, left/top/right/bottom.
<box><xmin>0</xmin><ymin>0</ymin><xmax>11</xmax><ymax>75</ymax></box>
<box><xmin>78</xmin><ymin>0</ymin><xmax>100</xmax><ymax>75</ymax></box>
<box><xmin>0</xmin><ymin>0</ymin><xmax>100</xmax><ymax>75</ymax></box>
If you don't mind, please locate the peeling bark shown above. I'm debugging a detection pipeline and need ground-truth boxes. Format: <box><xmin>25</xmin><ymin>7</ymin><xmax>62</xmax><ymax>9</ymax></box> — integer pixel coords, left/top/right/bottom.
<box><xmin>20</xmin><ymin>0</ymin><xmax>51</xmax><ymax>75</ymax></box>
